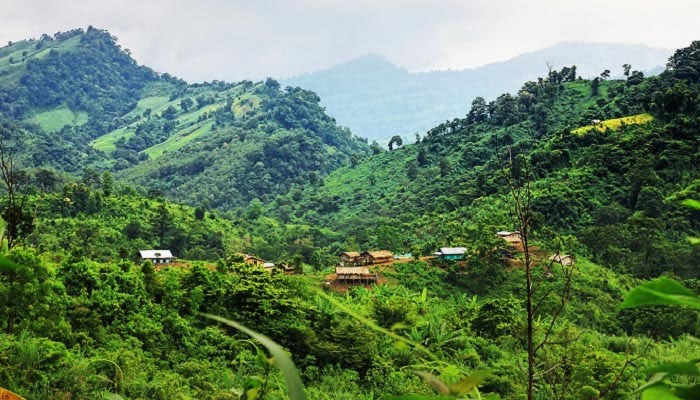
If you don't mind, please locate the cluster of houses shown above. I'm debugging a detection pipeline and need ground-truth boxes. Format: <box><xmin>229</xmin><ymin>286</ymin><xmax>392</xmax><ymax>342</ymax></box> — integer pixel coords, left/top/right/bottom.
<box><xmin>337</xmin><ymin>250</ymin><xmax>395</xmax><ymax>266</ymax></box>
<box><xmin>332</xmin><ymin>250</ymin><xmax>394</xmax><ymax>285</ymax></box>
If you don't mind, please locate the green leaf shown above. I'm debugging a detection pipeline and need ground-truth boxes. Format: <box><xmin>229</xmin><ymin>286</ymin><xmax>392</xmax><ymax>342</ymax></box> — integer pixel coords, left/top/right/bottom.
<box><xmin>621</xmin><ymin>277</ymin><xmax>700</xmax><ymax>309</ymax></box>
<box><xmin>642</xmin><ymin>384</ymin><xmax>683</xmax><ymax>400</ymax></box>
<box><xmin>316</xmin><ymin>290</ymin><xmax>439</xmax><ymax>361</ymax></box>
<box><xmin>421</xmin><ymin>288</ymin><xmax>428</xmax><ymax>303</ymax></box>
<box><xmin>636</xmin><ymin>372</ymin><xmax>669</xmax><ymax>393</ymax></box>
<box><xmin>688</xmin><ymin>237</ymin><xmax>700</xmax><ymax>245</ymax></box>
<box><xmin>100</xmin><ymin>393</ymin><xmax>125</xmax><ymax>400</ymax></box>
<box><xmin>201</xmin><ymin>313</ymin><xmax>307</xmax><ymax>400</ymax></box>
<box><xmin>449</xmin><ymin>370</ymin><xmax>491</xmax><ymax>396</ymax></box>
<box><xmin>648</xmin><ymin>362</ymin><xmax>700</xmax><ymax>377</ymax></box>
<box><xmin>681</xmin><ymin>199</ymin><xmax>700</xmax><ymax>210</ymax></box>
<box><xmin>674</xmin><ymin>384</ymin><xmax>700</xmax><ymax>399</ymax></box>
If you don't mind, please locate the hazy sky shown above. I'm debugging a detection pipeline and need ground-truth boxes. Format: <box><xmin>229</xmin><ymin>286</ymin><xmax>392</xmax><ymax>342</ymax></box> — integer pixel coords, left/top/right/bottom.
<box><xmin>2</xmin><ymin>0</ymin><xmax>699</xmax><ymax>82</ymax></box>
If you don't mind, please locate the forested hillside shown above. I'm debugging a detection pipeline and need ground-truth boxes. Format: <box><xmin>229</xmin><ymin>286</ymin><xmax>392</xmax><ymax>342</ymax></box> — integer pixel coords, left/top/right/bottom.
<box><xmin>270</xmin><ymin>45</ymin><xmax>700</xmax><ymax>281</ymax></box>
<box><xmin>0</xmin><ymin>27</ymin><xmax>369</xmax><ymax>207</ymax></box>
<box><xmin>1</xmin><ymin>26</ymin><xmax>700</xmax><ymax>400</ymax></box>
<box><xmin>281</xmin><ymin>43</ymin><xmax>671</xmax><ymax>143</ymax></box>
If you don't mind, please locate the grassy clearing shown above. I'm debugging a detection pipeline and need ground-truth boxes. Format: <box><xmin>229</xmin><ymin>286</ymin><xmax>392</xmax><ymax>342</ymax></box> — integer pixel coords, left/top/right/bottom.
<box><xmin>91</xmin><ymin>126</ymin><xmax>134</xmax><ymax>153</ymax></box>
<box><xmin>29</xmin><ymin>105</ymin><xmax>88</xmax><ymax>132</ymax></box>
<box><xmin>233</xmin><ymin>93</ymin><xmax>261</xmax><ymax>118</ymax></box>
<box><xmin>0</xmin><ymin>36</ymin><xmax>82</xmax><ymax>84</ymax></box>
<box><xmin>143</xmin><ymin>121</ymin><xmax>214</xmax><ymax>159</ymax></box>
<box><xmin>571</xmin><ymin>113</ymin><xmax>654</xmax><ymax>134</ymax></box>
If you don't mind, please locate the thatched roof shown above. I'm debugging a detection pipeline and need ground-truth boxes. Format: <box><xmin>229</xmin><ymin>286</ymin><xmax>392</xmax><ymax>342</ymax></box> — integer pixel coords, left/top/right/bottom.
<box><xmin>338</xmin><ymin>251</ymin><xmax>361</xmax><ymax>258</ymax></box>
<box><xmin>362</xmin><ymin>250</ymin><xmax>394</xmax><ymax>258</ymax></box>
<box><xmin>336</xmin><ymin>266</ymin><xmax>371</xmax><ymax>275</ymax></box>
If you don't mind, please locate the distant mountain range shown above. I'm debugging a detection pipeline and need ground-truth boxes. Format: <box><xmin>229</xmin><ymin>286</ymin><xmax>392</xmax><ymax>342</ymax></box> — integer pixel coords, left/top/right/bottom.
<box><xmin>280</xmin><ymin>42</ymin><xmax>672</xmax><ymax>143</ymax></box>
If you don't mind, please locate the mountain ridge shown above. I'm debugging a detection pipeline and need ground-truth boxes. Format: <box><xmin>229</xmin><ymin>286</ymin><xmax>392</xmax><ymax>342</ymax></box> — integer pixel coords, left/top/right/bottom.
<box><xmin>280</xmin><ymin>42</ymin><xmax>673</xmax><ymax>142</ymax></box>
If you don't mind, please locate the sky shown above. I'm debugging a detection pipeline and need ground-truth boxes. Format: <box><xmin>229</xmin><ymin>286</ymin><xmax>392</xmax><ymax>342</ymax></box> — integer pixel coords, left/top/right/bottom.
<box><xmin>1</xmin><ymin>0</ymin><xmax>699</xmax><ymax>82</ymax></box>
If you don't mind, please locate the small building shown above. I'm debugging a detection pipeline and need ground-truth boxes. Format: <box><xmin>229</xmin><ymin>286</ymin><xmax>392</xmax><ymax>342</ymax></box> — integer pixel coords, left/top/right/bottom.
<box><xmin>361</xmin><ymin>250</ymin><xmax>394</xmax><ymax>265</ymax></box>
<box><xmin>338</xmin><ymin>251</ymin><xmax>362</xmax><ymax>266</ymax></box>
<box><xmin>497</xmin><ymin>231</ymin><xmax>522</xmax><ymax>246</ymax></box>
<box><xmin>433</xmin><ymin>247</ymin><xmax>467</xmax><ymax>260</ymax></box>
<box><xmin>335</xmin><ymin>266</ymin><xmax>378</xmax><ymax>284</ymax></box>
<box><xmin>244</xmin><ymin>254</ymin><xmax>265</xmax><ymax>266</ymax></box>
<box><xmin>139</xmin><ymin>250</ymin><xmax>175</xmax><ymax>264</ymax></box>
<box><xmin>549</xmin><ymin>254</ymin><xmax>575</xmax><ymax>266</ymax></box>
<box><xmin>394</xmin><ymin>253</ymin><xmax>412</xmax><ymax>260</ymax></box>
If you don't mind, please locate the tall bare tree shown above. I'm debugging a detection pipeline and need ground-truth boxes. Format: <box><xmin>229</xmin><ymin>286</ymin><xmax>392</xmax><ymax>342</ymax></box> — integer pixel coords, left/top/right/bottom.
<box><xmin>0</xmin><ymin>127</ymin><xmax>32</xmax><ymax>249</ymax></box>
<box><xmin>498</xmin><ymin>144</ymin><xmax>576</xmax><ymax>400</ymax></box>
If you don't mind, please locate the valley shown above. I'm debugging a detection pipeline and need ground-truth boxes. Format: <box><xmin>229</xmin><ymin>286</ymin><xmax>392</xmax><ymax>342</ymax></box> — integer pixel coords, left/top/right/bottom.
<box><xmin>0</xmin><ymin>26</ymin><xmax>698</xmax><ymax>400</ymax></box>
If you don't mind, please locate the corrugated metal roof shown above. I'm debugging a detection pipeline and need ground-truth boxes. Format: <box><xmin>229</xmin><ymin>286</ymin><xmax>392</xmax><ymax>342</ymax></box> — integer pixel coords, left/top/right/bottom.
<box><xmin>139</xmin><ymin>250</ymin><xmax>173</xmax><ymax>259</ymax></box>
<box><xmin>439</xmin><ymin>247</ymin><xmax>467</xmax><ymax>255</ymax></box>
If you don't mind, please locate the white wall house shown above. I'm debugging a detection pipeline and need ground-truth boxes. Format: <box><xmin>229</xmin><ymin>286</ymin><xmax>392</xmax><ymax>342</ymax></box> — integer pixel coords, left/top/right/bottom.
<box><xmin>139</xmin><ymin>250</ymin><xmax>175</xmax><ymax>264</ymax></box>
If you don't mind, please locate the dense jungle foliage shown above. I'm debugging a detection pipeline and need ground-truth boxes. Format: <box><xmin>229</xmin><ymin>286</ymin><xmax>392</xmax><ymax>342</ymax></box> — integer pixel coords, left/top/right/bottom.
<box><xmin>0</xmin><ymin>28</ymin><xmax>699</xmax><ymax>400</ymax></box>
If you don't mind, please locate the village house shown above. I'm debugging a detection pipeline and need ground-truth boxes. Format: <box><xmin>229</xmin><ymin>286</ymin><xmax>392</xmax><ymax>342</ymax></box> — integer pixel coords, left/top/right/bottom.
<box><xmin>139</xmin><ymin>250</ymin><xmax>175</xmax><ymax>264</ymax></box>
<box><xmin>549</xmin><ymin>254</ymin><xmax>575</xmax><ymax>266</ymax></box>
<box><xmin>335</xmin><ymin>266</ymin><xmax>378</xmax><ymax>285</ymax></box>
<box><xmin>361</xmin><ymin>250</ymin><xmax>394</xmax><ymax>265</ymax></box>
<box><xmin>433</xmin><ymin>247</ymin><xmax>467</xmax><ymax>260</ymax></box>
<box><xmin>338</xmin><ymin>251</ymin><xmax>362</xmax><ymax>266</ymax></box>
<box><xmin>244</xmin><ymin>254</ymin><xmax>265</xmax><ymax>266</ymax></box>
<box><xmin>497</xmin><ymin>231</ymin><xmax>523</xmax><ymax>250</ymax></box>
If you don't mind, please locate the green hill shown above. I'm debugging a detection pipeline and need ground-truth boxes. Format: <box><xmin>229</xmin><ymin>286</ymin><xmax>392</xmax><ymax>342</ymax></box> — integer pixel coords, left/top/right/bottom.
<box><xmin>0</xmin><ymin>28</ymin><xmax>369</xmax><ymax>207</ymax></box>
<box><xmin>269</xmin><ymin>45</ymin><xmax>700</xmax><ymax>281</ymax></box>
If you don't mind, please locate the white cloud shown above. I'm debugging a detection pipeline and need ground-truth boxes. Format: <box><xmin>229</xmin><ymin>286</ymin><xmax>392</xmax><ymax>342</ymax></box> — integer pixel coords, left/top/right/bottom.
<box><xmin>0</xmin><ymin>0</ymin><xmax>698</xmax><ymax>81</ymax></box>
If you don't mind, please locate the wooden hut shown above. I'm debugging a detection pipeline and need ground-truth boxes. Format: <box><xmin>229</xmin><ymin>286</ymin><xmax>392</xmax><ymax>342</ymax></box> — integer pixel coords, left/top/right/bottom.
<box><xmin>338</xmin><ymin>251</ymin><xmax>361</xmax><ymax>266</ymax></box>
<box><xmin>497</xmin><ymin>231</ymin><xmax>523</xmax><ymax>251</ymax></box>
<box><xmin>361</xmin><ymin>250</ymin><xmax>394</xmax><ymax>265</ymax></box>
<box><xmin>335</xmin><ymin>266</ymin><xmax>378</xmax><ymax>284</ymax></box>
<box><xmin>244</xmin><ymin>254</ymin><xmax>265</xmax><ymax>266</ymax></box>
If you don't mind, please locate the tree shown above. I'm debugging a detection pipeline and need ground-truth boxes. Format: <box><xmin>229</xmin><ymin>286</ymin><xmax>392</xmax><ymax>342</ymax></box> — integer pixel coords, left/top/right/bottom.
<box><xmin>467</xmin><ymin>97</ymin><xmax>489</xmax><ymax>123</ymax></box>
<box><xmin>591</xmin><ymin>77</ymin><xmax>601</xmax><ymax>96</ymax></box>
<box><xmin>82</xmin><ymin>168</ymin><xmax>101</xmax><ymax>189</ymax></box>
<box><xmin>194</xmin><ymin>206</ymin><xmax>206</xmax><ymax>220</ymax></box>
<box><xmin>152</xmin><ymin>203</ymin><xmax>174</xmax><ymax>248</ymax></box>
<box><xmin>417</xmin><ymin>148</ymin><xmax>428</xmax><ymax>166</ymax></box>
<box><xmin>0</xmin><ymin>129</ymin><xmax>33</xmax><ymax>249</ymax></box>
<box><xmin>143</xmin><ymin>108</ymin><xmax>152</xmax><ymax>119</ymax></box>
<box><xmin>180</xmin><ymin>97</ymin><xmax>194</xmax><ymax>112</ymax></box>
<box><xmin>370</xmin><ymin>141</ymin><xmax>383</xmax><ymax>155</ymax></box>
<box><xmin>600</xmin><ymin>69</ymin><xmax>611</xmax><ymax>79</ymax></box>
<box><xmin>162</xmin><ymin>105</ymin><xmax>177</xmax><ymax>120</ymax></box>
<box><xmin>34</xmin><ymin>168</ymin><xmax>59</xmax><ymax>193</ymax></box>
<box><xmin>439</xmin><ymin>157</ymin><xmax>451</xmax><ymax>177</ymax></box>
<box><xmin>667</xmin><ymin>40</ymin><xmax>700</xmax><ymax>82</ymax></box>
<box><xmin>499</xmin><ymin>148</ymin><xmax>576</xmax><ymax>400</ymax></box>
<box><xmin>622</xmin><ymin>63</ymin><xmax>632</xmax><ymax>77</ymax></box>
<box><xmin>101</xmin><ymin>171</ymin><xmax>114</xmax><ymax>197</ymax></box>
<box><xmin>388</xmin><ymin>135</ymin><xmax>403</xmax><ymax>151</ymax></box>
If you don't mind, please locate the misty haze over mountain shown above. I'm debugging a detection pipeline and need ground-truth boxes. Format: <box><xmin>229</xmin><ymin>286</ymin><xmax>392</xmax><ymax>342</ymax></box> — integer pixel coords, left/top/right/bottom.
<box><xmin>281</xmin><ymin>42</ymin><xmax>672</xmax><ymax>142</ymax></box>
